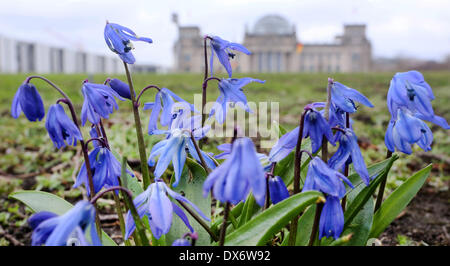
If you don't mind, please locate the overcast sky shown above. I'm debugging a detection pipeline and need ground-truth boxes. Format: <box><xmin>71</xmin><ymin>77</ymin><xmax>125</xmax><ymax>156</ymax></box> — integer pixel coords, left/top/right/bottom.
<box><xmin>1</xmin><ymin>0</ymin><xmax>449</xmax><ymax>67</ymax></box>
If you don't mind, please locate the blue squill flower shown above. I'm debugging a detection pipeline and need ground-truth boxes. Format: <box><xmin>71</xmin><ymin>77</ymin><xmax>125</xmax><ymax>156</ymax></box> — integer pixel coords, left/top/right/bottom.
<box><xmin>303</xmin><ymin>156</ymin><xmax>354</xmax><ymax>198</ymax></box>
<box><xmin>168</xmin><ymin>103</ymin><xmax>210</xmax><ymax>140</ymax></box>
<box><xmin>125</xmin><ymin>181</ymin><xmax>209</xmax><ymax>240</ymax></box>
<box><xmin>45</xmin><ymin>104</ymin><xmax>83</xmax><ymax>149</ymax></box>
<box><xmin>210</xmin><ymin>78</ymin><xmax>265</xmax><ymax>124</ymax></box>
<box><xmin>203</xmin><ymin>137</ymin><xmax>266</xmax><ymax>206</ymax></box>
<box><xmin>81</xmin><ymin>82</ymin><xmax>124</xmax><ymax>126</ymax></box>
<box><xmin>215</xmin><ymin>142</ymin><xmax>271</xmax><ymax>171</ymax></box>
<box><xmin>331</xmin><ymin>81</ymin><xmax>374</xmax><ymax>113</ymax></box>
<box><xmin>11</xmin><ymin>82</ymin><xmax>45</xmax><ymax>122</ymax></box>
<box><xmin>144</xmin><ymin>88</ymin><xmax>196</xmax><ymax>135</ymax></box>
<box><xmin>89</xmin><ymin>126</ymin><xmax>101</xmax><ymax>148</ymax></box>
<box><xmin>172</xmin><ymin>238</ymin><xmax>190</xmax><ymax>246</ymax></box>
<box><xmin>387</xmin><ymin>70</ymin><xmax>449</xmax><ymax>128</ymax></box>
<box><xmin>74</xmin><ymin>146</ymin><xmax>131</xmax><ymax>196</ymax></box>
<box><xmin>209</xmin><ymin>35</ymin><xmax>251</xmax><ymax>77</ymax></box>
<box><xmin>147</xmin><ymin>129</ymin><xmax>216</xmax><ymax>187</ymax></box>
<box><xmin>319</xmin><ymin>195</ymin><xmax>344</xmax><ymax>239</ymax></box>
<box><xmin>302</xmin><ymin>109</ymin><xmax>335</xmax><ymax>153</ymax></box>
<box><xmin>268</xmin><ymin>106</ymin><xmax>334</xmax><ymax>162</ymax></box>
<box><xmin>108</xmin><ymin>78</ymin><xmax>134</xmax><ymax>100</ymax></box>
<box><xmin>268</xmin><ymin>176</ymin><xmax>290</xmax><ymax>204</ymax></box>
<box><xmin>302</xmin><ymin>157</ymin><xmax>353</xmax><ymax>240</ymax></box>
<box><xmin>328</xmin><ymin>128</ymin><xmax>370</xmax><ymax>185</ymax></box>
<box><xmin>171</xmin><ymin>232</ymin><xmax>197</xmax><ymax>246</ymax></box>
<box><xmin>385</xmin><ymin>109</ymin><xmax>433</xmax><ymax>154</ymax></box>
<box><xmin>104</xmin><ymin>22</ymin><xmax>152</xmax><ymax>64</ymax></box>
<box><xmin>28</xmin><ymin>200</ymin><xmax>101</xmax><ymax>246</ymax></box>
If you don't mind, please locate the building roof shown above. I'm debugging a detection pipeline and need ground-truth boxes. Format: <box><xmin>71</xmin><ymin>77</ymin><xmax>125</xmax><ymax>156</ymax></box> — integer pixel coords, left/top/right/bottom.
<box><xmin>252</xmin><ymin>14</ymin><xmax>294</xmax><ymax>35</ymax></box>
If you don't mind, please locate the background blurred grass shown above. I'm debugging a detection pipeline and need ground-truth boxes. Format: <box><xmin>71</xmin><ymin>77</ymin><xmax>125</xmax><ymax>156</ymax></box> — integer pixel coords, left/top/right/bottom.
<box><xmin>0</xmin><ymin>71</ymin><xmax>449</xmax><ymax>199</ymax></box>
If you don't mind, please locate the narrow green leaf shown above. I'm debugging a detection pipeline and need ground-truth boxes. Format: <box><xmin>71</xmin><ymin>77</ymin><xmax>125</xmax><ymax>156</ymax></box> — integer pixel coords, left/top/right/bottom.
<box><xmin>369</xmin><ymin>164</ymin><xmax>432</xmax><ymax>239</ymax></box>
<box><xmin>9</xmin><ymin>190</ymin><xmax>117</xmax><ymax>246</ymax></box>
<box><xmin>339</xmin><ymin>174</ymin><xmax>374</xmax><ymax>246</ymax></box>
<box><xmin>224</xmin><ymin>191</ymin><xmax>323</xmax><ymax>246</ymax></box>
<box><xmin>167</xmin><ymin>157</ymin><xmax>211</xmax><ymax>246</ymax></box>
<box><xmin>344</xmin><ymin>154</ymin><xmax>398</xmax><ymax>228</ymax></box>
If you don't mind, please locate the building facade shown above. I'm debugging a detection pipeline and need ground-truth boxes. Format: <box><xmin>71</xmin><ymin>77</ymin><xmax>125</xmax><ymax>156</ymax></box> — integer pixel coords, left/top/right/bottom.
<box><xmin>0</xmin><ymin>35</ymin><xmax>124</xmax><ymax>74</ymax></box>
<box><xmin>173</xmin><ymin>14</ymin><xmax>372</xmax><ymax>73</ymax></box>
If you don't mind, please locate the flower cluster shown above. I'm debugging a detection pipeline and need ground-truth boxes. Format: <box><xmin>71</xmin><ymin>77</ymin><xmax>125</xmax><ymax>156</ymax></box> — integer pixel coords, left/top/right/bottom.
<box><xmin>385</xmin><ymin>71</ymin><xmax>449</xmax><ymax>154</ymax></box>
<box><xmin>9</xmin><ymin>21</ymin><xmax>448</xmax><ymax>247</ymax></box>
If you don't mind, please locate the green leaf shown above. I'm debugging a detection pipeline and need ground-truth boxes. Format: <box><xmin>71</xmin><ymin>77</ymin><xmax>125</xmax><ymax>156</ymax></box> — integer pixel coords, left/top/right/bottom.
<box><xmin>369</xmin><ymin>164</ymin><xmax>432</xmax><ymax>239</ymax></box>
<box><xmin>336</xmin><ymin>186</ymin><xmax>374</xmax><ymax>246</ymax></box>
<box><xmin>167</xmin><ymin>157</ymin><xmax>211</xmax><ymax>246</ymax></box>
<box><xmin>120</xmin><ymin>161</ymin><xmax>144</xmax><ymax>197</ymax></box>
<box><xmin>224</xmin><ymin>191</ymin><xmax>323</xmax><ymax>246</ymax></box>
<box><xmin>236</xmin><ymin>193</ymin><xmax>260</xmax><ymax>228</ymax></box>
<box><xmin>343</xmin><ymin>154</ymin><xmax>398</xmax><ymax>228</ymax></box>
<box><xmin>9</xmin><ymin>190</ymin><xmax>117</xmax><ymax>246</ymax></box>
<box><xmin>280</xmin><ymin>204</ymin><xmax>316</xmax><ymax>246</ymax></box>
<box><xmin>211</xmin><ymin>202</ymin><xmax>244</xmax><ymax>234</ymax></box>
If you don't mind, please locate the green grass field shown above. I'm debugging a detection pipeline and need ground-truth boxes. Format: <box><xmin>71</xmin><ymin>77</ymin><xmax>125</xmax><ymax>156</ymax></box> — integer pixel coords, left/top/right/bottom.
<box><xmin>0</xmin><ymin>72</ymin><xmax>449</xmax><ymax>245</ymax></box>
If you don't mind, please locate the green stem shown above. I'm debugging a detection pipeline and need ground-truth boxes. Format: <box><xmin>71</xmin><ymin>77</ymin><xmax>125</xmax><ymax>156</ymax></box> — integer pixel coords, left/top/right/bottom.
<box><xmin>123</xmin><ymin>62</ymin><xmax>151</xmax><ymax>189</ymax></box>
<box><xmin>176</xmin><ymin>199</ymin><xmax>218</xmax><ymax>242</ymax></box>
<box><xmin>112</xmin><ymin>192</ymin><xmax>131</xmax><ymax>246</ymax></box>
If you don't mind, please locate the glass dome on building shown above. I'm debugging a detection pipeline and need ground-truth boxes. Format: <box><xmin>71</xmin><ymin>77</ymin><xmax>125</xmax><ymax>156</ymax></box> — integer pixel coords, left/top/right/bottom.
<box><xmin>252</xmin><ymin>15</ymin><xmax>295</xmax><ymax>35</ymax></box>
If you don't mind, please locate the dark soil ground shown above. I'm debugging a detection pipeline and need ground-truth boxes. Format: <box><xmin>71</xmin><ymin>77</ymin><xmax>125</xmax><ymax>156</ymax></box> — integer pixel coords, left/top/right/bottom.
<box><xmin>379</xmin><ymin>184</ymin><xmax>450</xmax><ymax>246</ymax></box>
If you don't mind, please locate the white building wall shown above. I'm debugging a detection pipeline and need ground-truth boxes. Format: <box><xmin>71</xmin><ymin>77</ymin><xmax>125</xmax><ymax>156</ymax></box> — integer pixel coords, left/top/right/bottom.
<box><xmin>35</xmin><ymin>43</ymin><xmax>51</xmax><ymax>73</ymax></box>
<box><xmin>0</xmin><ymin>35</ymin><xmax>125</xmax><ymax>74</ymax></box>
<box><xmin>0</xmin><ymin>36</ymin><xmax>18</xmax><ymax>73</ymax></box>
<box><xmin>63</xmin><ymin>50</ymin><xmax>77</xmax><ymax>74</ymax></box>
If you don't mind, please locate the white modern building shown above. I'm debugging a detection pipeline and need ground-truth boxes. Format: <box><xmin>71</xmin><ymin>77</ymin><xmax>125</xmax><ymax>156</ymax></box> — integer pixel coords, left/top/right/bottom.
<box><xmin>0</xmin><ymin>35</ymin><xmax>124</xmax><ymax>74</ymax></box>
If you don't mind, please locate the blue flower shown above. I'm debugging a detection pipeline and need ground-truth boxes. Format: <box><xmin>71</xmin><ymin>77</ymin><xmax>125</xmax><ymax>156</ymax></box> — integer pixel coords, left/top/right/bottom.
<box><xmin>303</xmin><ymin>156</ymin><xmax>354</xmax><ymax>198</ymax></box>
<box><xmin>215</xmin><ymin>142</ymin><xmax>271</xmax><ymax>171</ymax></box>
<box><xmin>11</xmin><ymin>82</ymin><xmax>45</xmax><ymax>122</ymax></box>
<box><xmin>143</xmin><ymin>88</ymin><xmax>196</xmax><ymax>135</ymax></box>
<box><xmin>171</xmin><ymin>232</ymin><xmax>197</xmax><ymax>246</ymax></box>
<box><xmin>385</xmin><ymin>109</ymin><xmax>433</xmax><ymax>154</ymax></box>
<box><xmin>168</xmin><ymin>103</ymin><xmax>210</xmax><ymax>140</ymax></box>
<box><xmin>89</xmin><ymin>126</ymin><xmax>102</xmax><ymax>148</ymax></box>
<box><xmin>209</xmin><ymin>35</ymin><xmax>251</xmax><ymax>77</ymax></box>
<box><xmin>268</xmin><ymin>176</ymin><xmax>290</xmax><ymax>204</ymax></box>
<box><xmin>45</xmin><ymin>104</ymin><xmax>83</xmax><ymax>149</ymax></box>
<box><xmin>331</xmin><ymin>81</ymin><xmax>374</xmax><ymax>113</ymax></box>
<box><xmin>203</xmin><ymin>137</ymin><xmax>266</xmax><ymax>206</ymax></box>
<box><xmin>28</xmin><ymin>200</ymin><xmax>101</xmax><ymax>246</ymax></box>
<box><xmin>302</xmin><ymin>157</ymin><xmax>353</xmax><ymax>240</ymax></box>
<box><xmin>328</xmin><ymin>128</ymin><xmax>370</xmax><ymax>185</ymax></box>
<box><xmin>108</xmin><ymin>78</ymin><xmax>134</xmax><ymax>100</ymax></box>
<box><xmin>268</xmin><ymin>107</ymin><xmax>334</xmax><ymax>162</ymax></box>
<box><xmin>319</xmin><ymin>196</ymin><xmax>344</xmax><ymax>240</ymax></box>
<box><xmin>210</xmin><ymin>78</ymin><xmax>265</xmax><ymax>124</ymax></box>
<box><xmin>172</xmin><ymin>238</ymin><xmax>190</xmax><ymax>246</ymax></box>
<box><xmin>74</xmin><ymin>146</ymin><xmax>131</xmax><ymax>196</ymax></box>
<box><xmin>125</xmin><ymin>181</ymin><xmax>209</xmax><ymax>240</ymax></box>
<box><xmin>81</xmin><ymin>82</ymin><xmax>124</xmax><ymax>126</ymax></box>
<box><xmin>147</xmin><ymin>129</ymin><xmax>216</xmax><ymax>187</ymax></box>
<box><xmin>302</xmin><ymin>109</ymin><xmax>335</xmax><ymax>153</ymax></box>
<box><xmin>104</xmin><ymin>22</ymin><xmax>152</xmax><ymax>64</ymax></box>
<box><xmin>387</xmin><ymin>71</ymin><xmax>440</xmax><ymax>122</ymax></box>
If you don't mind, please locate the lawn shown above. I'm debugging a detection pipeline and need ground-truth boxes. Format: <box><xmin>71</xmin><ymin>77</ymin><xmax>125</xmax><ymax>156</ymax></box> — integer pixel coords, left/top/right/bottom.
<box><xmin>0</xmin><ymin>71</ymin><xmax>449</xmax><ymax>245</ymax></box>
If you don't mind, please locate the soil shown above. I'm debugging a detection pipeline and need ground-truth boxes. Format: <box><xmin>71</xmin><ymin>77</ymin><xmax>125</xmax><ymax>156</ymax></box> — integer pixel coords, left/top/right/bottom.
<box><xmin>379</xmin><ymin>184</ymin><xmax>450</xmax><ymax>246</ymax></box>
